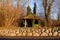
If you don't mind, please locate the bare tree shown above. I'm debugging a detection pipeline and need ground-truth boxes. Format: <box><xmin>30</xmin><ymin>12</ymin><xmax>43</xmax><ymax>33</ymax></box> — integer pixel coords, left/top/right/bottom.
<box><xmin>42</xmin><ymin>0</ymin><xmax>54</xmax><ymax>27</ymax></box>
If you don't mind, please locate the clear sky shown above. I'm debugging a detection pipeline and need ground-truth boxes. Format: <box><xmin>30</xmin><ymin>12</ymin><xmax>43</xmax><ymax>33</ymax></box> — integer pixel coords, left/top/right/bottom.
<box><xmin>13</xmin><ymin>0</ymin><xmax>59</xmax><ymax>19</ymax></box>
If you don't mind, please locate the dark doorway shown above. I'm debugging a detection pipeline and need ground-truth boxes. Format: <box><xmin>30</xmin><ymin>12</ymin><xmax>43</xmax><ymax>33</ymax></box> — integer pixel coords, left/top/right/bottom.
<box><xmin>19</xmin><ymin>20</ymin><xmax>24</xmax><ymax>27</ymax></box>
<box><xmin>27</xmin><ymin>19</ymin><xmax>32</xmax><ymax>27</ymax></box>
<box><xmin>35</xmin><ymin>20</ymin><xmax>38</xmax><ymax>24</ymax></box>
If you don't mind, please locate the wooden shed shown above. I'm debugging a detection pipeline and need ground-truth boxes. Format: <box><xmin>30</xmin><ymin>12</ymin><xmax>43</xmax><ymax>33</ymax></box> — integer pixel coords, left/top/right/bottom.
<box><xmin>19</xmin><ymin>13</ymin><xmax>40</xmax><ymax>27</ymax></box>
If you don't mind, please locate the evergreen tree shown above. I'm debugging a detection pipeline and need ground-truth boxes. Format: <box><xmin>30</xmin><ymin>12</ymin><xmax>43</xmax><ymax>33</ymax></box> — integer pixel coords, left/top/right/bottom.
<box><xmin>32</xmin><ymin>2</ymin><xmax>37</xmax><ymax>26</ymax></box>
<box><xmin>27</xmin><ymin>5</ymin><xmax>31</xmax><ymax>15</ymax></box>
<box><xmin>33</xmin><ymin>2</ymin><xmax>36</xmax><ymax>15</ymax></box>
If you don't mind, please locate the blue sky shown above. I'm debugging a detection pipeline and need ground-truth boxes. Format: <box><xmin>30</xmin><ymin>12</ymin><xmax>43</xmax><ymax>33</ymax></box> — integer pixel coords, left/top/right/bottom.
<box><xmin>29</xmin><ymin>0</ymin><xmax>59</xmax><ymax>19</ymax></box>
<box><xmin>13</xmin><ymin>0</ymin><xmax>59</xmax><ymax>19</ymax></box>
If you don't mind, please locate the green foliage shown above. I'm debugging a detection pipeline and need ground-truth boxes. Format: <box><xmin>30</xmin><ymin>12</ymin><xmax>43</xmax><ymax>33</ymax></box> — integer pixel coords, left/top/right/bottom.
<box><xmin>27</xmin><ymin>5</ymin><xmax>31</xmax><ymax>15</ymax></box>
<box><xmin>33</xmin><ymin>2</ymin><xmax>36</xmax><ymax>15</ymax></box>
<box><xmin>32</xmin><ymin>3</ymin><xmax>37</xmax><ymax>27</ymax></box>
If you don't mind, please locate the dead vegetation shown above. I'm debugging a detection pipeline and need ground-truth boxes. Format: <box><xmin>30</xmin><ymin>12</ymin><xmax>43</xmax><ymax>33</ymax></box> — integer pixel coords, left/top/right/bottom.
<box><xmin>0</xmin><ymin>0</ymin><xmax>25</xmax><ymax>27</ymax></box>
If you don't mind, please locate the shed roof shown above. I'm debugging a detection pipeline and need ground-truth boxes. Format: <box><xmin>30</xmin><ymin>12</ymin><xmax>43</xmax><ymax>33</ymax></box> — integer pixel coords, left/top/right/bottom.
<box><xmin>23</xmin><ymin>13</ymin><xmax>40</xmax><ymax>20</ymax></box>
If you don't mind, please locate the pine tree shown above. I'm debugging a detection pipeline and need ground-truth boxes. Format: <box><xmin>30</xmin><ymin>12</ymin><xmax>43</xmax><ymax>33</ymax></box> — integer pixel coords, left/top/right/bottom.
<box><xmin>33</xmin><ymin>2</ymin><xmax>36</xmax><ymax>15</ymax></box>
<box><xmin>27</xmin><ymin>5</ymin><xmax>31</xmax><ymax>15</ymax></box>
